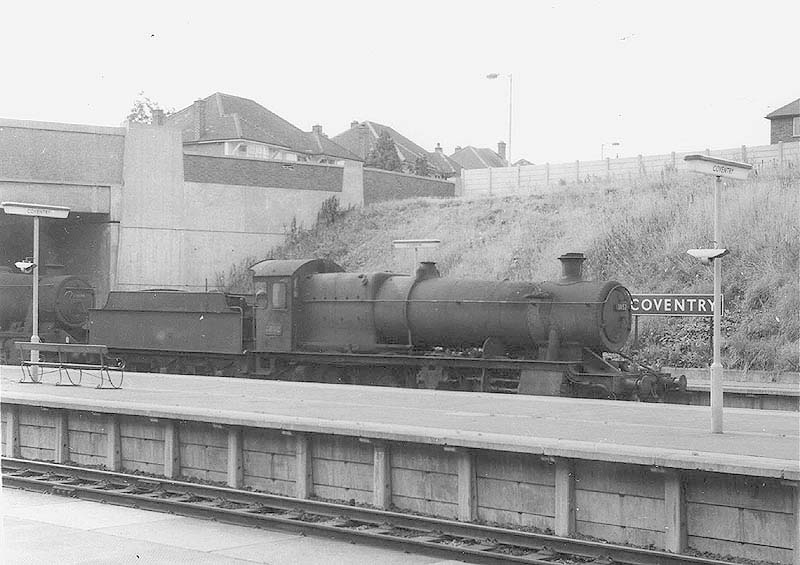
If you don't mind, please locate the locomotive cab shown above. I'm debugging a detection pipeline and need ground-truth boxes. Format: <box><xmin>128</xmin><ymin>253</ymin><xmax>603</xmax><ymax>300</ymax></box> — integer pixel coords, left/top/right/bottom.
<box><xmin>249</xmin><ymin>259</ymin><xmax>343</xmax><ymax>352</ymax></box>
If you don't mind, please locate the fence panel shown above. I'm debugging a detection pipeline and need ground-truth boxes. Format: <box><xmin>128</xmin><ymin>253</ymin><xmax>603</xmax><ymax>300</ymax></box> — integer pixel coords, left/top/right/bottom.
<box><xmin>460</xmin><ymin>142</ymin><xmax>799</xmax><ymax>198</ymax></box>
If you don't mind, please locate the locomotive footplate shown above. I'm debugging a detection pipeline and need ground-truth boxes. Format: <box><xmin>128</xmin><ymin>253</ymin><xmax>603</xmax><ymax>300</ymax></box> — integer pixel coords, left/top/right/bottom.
<box><xmin>269</xmin><ymin>351</ymin><xmax>574</xmax><ymax>372</ymax></box>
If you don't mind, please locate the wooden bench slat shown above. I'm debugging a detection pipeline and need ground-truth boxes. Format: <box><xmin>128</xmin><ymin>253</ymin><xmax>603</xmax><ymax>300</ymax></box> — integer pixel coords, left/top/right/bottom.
<box><xmin>14</xmin><ymin>342</ymin><xmax>109</xmax><ymax>354</ymax></box>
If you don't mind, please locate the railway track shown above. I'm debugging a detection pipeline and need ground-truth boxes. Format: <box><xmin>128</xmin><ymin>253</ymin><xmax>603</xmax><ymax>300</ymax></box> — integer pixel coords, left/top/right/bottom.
<box><xmin>3</xmin><ymin>458</ymin><xmax>736</xmax><ymax>565</ymax></box>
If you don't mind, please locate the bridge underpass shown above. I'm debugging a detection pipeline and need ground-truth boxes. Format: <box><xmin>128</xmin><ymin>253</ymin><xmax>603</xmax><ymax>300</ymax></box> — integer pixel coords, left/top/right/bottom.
<box><xmin>0</xmin><ymin>211</ymin><xmax>116</xmax><ymax>309</ymax></box>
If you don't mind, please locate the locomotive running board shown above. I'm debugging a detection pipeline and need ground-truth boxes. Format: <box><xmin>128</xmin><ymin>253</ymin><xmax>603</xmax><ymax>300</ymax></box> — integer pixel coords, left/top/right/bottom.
<box><xmin>268</xmin><ymin>351</ymin><xmax>573</xmax><ymax>372</ymax></box>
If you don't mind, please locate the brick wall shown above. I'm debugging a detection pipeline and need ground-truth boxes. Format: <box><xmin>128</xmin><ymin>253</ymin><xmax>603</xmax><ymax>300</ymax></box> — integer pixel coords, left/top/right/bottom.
<box><xmin>363</xmin><ymin>168</ymin><xmax>455</xmax><ymax>205</ymax></box>
<box><xmin>184</xmin><ymin>154</ymin><xmax>343</xmax><ymax>192</ymax></box>
<box><xmin>770</xmin><ymin>116</ymin><xmax>797</xmax><ymax>144</ymax></box>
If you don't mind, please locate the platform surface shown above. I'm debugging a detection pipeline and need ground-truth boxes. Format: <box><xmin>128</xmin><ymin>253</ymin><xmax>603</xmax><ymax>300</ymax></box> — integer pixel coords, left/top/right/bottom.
<box><xmin>1</xmin><ymin>366</ymin><xmax>798</xmax><ymax>480</ymax></box>
<box><xmin>1</xmin><ymin>487</ymin><xmax>462</xmax><ymax>564</ymax></box>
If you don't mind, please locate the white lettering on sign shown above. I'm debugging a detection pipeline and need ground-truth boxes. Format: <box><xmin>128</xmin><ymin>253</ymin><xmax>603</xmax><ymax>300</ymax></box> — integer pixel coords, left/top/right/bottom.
<box><xmin>630</xmin><ymin>294</ymin><xmax>722</xmax><ymax>316</ymax></box>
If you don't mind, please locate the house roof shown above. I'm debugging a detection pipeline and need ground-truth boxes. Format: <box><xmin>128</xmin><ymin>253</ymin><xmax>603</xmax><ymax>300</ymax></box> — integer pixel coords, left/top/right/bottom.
<box><xmin>765</xmin><ymin>98</ymin><xmax>800</xmax><ymax>119</ymax></box>
<box><xmin>332</xmin><ymin>121</ymin><xmax>430</xmax><ymax>164</ymax></box>
<box><xmin>427</xmin><ymin>147</ymin><xmax>461</xmax><ymax>175</ymax></box>
<box><xmin>448</xmin><ymin>146</ymin><xmax>507</xmax><ymax>169</ymax></box>
<box><xmin>167</xmin><ymin>93</ymin><xmax>361</xmax><ymax>161</ymax></box>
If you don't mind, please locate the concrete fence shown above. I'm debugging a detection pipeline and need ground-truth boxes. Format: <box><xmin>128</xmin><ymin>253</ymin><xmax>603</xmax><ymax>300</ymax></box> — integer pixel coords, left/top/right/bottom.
<box><xmin>462</xmin><ymin>141</ymin><xmax>800</xmax><ymax>198</ymax></box>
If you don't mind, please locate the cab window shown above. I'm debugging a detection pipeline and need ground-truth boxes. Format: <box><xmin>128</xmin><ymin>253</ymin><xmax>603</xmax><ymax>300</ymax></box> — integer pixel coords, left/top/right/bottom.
<box><xmin>272</xmin><ymin>282</ymin><xmax>287</xmax><ymax>310</ymax></box>
<box><xmin>255</xmin><ymin>281</ymin><xmax>268</xmax><ymax>308</ymax></box>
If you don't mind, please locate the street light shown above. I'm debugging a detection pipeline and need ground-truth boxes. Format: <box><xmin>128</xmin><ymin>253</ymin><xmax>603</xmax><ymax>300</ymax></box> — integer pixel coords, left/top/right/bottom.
<box><xmin>1</xmin><ymin>201</ymin><xmax>71</xmax><ymax>380</ymax></box>
<box><xmin>601</xmin><ymin>142</ymin><xmax>620</xmax><ymax>160</ymax></box>
<box><xmin>486</xmin><ymin>73</ymin><xmax>513</xmax><ymax>166</ymax></box>
<box><xmin>683</xmin><ymin>154</ymin><xmax>752</xmax><ymax>434</ymax></box>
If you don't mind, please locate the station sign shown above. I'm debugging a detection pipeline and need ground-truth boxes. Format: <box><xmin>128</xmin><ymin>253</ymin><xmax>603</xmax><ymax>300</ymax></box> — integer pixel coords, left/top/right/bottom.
<box><xmin>630</xmin><ymin>294</ymin><xmax>722</xmax><ymax>317</ymax></box>
<box><xmin>1</xmin><ymin>201</ymin><xmax>71</xmax><ymax>218</ymax></box>
<box><xmin>683</xmin><ymin>154</ymin><xmax>752</xmax><ymax>180</ymax></box>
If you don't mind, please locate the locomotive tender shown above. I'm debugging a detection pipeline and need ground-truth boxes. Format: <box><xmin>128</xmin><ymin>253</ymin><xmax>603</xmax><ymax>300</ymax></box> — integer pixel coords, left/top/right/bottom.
<box><xmin>88</xmin><ymin>253</ymin><xmax>685</xmax><ymax>400</ymax></box>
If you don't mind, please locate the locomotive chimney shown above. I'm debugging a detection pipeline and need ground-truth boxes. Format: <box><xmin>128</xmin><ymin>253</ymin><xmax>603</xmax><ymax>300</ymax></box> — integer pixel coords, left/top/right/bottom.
<box><xmin>415</xmin><ymin>262</ymin><xmax>440</xmax><ymax>282</ymax></box>
<box><xmin>558</xmin><ymin>252</ymin><xmax>586</xmax><ymax>281</ymax></box>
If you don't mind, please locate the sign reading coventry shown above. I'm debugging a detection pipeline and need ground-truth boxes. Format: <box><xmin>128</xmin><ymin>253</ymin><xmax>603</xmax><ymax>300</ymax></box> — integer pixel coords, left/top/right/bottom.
<box><xmin>630</xmin><ymin>294</ymin><xmax>722</xmax><ymax>317</ymax></box>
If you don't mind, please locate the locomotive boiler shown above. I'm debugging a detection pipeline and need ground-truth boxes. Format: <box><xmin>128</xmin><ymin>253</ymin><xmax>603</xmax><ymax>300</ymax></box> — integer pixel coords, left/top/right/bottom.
<box><xmin>88</xmin><ymin>253</ymin><xmax>685</xmax><ymax>400</ymax></box>
<box><xmin>0</xmin><ymin>266</ymin><xmax>94</xmax><ymax>362</ymax></box>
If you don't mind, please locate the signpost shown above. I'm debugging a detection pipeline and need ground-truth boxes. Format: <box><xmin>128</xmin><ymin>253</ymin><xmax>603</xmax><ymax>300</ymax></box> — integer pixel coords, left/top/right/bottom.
<box><xmin>683</xmin><ymin>154</ymin><xmax>752</xmax><ymax>434</ymax></box>
<box><xmin>1</xmin><ymin>202</ymin><xmax>71</xmax><ymax>380</ymax></box>
<box><xmin>392</xmin><ymin>239</ymin><xmax>441</xmax><ymax>273</ymax></box>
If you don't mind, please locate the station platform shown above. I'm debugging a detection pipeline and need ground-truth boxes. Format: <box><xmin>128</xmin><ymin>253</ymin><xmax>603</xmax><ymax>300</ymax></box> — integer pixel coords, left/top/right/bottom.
<box><xmin>2</xmin><ymin>366</ymin><xmax>799</xmax><ymax>563</ymax></box>
<box><xmin>1</xmin><ymin>486</ymin><xmax>459</xmax><ymax>564</ymax></box>
<box><xmin>1</xmin><ymin>366</ymin><xmax>797</xmax><ymax>479</ymax></box>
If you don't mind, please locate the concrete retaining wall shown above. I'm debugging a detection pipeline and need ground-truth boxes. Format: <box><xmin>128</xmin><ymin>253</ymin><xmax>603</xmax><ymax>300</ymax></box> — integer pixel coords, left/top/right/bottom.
<box><xmin>2</xmin><ymin>403</ymin><xmax>796</xmax><ymax>564</ymax></box>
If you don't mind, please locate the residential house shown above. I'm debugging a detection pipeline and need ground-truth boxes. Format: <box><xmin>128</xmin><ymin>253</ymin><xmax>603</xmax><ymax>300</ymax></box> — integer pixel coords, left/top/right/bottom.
<box><xmin>333</xmin><ymin>121</ymin><xmax>456</xmax><ymax>178</ymax></box>
<box><xmin>166</xmin><ymin>93</ymin><xmax>361</xmax><ymax>165</ymax></box>
<box><xmin>427</xmin><ymin>143</ymin><xmax>461</xmax><ymax>179</ymax></box>
<box><xmin>448</xmin><ymin>142</ymin><xmax>508</xmax><ymax>170</ymax></box>
<box><xmin>765</xmin><ymin>97</ymin><xmax>800</xmax><ymax>144</ymax></box>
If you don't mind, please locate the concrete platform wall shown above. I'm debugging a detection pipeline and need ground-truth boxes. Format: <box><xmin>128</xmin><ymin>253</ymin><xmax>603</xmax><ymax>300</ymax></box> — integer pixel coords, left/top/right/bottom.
<box><xmin>2</xmin><ymin>403</ymin><xmax>796</xmax><ymax>564</ymax></box>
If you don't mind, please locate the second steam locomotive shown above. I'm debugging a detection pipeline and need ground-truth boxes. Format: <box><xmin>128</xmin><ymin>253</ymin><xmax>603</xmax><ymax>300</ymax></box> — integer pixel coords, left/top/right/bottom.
<box><xmin>87</xmin><ymin>253</ymin><xmax>685</xmax><ymax>400</ymax></box>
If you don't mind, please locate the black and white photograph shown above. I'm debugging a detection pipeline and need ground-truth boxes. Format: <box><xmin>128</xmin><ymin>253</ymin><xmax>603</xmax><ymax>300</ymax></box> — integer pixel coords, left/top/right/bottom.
<box><xmin>1</xmin><ymin>1</ymin><xmax>798</xmax><ymax>563</ymax></box>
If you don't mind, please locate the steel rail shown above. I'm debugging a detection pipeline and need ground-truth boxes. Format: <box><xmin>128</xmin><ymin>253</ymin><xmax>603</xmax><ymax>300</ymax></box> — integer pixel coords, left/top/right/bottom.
<box><xmin>3</xmin><ymin>458</ymin><xmax>734</xmax><ymax>565</ymax></box>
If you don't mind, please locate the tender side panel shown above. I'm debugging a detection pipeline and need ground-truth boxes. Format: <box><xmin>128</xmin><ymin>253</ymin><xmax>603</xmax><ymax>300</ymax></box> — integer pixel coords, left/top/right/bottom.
<box><xmin>89</xmin><ymin>310</ymin><xmax>243</xmax><ymax>355</ymax></box>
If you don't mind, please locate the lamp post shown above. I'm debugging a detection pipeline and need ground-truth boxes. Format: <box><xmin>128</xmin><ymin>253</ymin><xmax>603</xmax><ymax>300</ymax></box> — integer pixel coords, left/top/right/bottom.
<box><xmin>486</xmin><ymin>73</ymin><xmax>512</xmax><ymax>165</ymax></box>
<box><xmin>1</xmin><ymin>202</ymin><xmax>71</xmax><ymax>379</ymax></box>
<box><xmin>683</xmin><ymin>155</ymin><xmax>752</xmax><ymax>434</ymax></box>
<box><xmin>601</xmin><ymin>142</ymin><xmax>620</xmax><ymax>160</ymax></box>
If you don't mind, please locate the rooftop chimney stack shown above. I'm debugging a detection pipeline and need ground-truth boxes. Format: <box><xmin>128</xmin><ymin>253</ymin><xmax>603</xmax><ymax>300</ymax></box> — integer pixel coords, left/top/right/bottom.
<box><xmin>312</xmin><ymin>124</ymin><xmax>323</xmax><ymax>135</ymax></box>
<box><xmin>350</xmin><ymin>120</ymin><xmax>360</xmax><ymax>129</ymax></box>
<box><xmin>151</xmin><ymin>109</ymin><xmax>165</xmax><ymax>126</ymax></box>
<box><xmin>435</xmin><ymin>143</ymin><xmax>443</xmax><ymax>154</ymax></box>
<box><xmin>193</xmin><ymin>99</ymin><xmax>206</xmax><ymax>139</ymax></box>
<box><xmin>497</xmin><ymin>141</ymin><xmax>507</xmax><ymax>162</ymax></box>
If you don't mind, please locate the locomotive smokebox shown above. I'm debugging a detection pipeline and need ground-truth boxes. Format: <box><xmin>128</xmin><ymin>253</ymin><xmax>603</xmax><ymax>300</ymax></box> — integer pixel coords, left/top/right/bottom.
<box><xmin>558</xmin><ymin>252</ymin><xmax>586</xmax><ymax>282</ymax></box>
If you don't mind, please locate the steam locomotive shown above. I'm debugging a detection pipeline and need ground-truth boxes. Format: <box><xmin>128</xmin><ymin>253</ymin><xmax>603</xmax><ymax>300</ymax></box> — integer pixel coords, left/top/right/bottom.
<box><xmin>84</xmin><ymin>253</ymin><xmax>685</xmax><ymax>400</ymax></box>
<box><xmin>0</xmin><ymin>266</ymin><xmax>95</xmax><ymax>362</ymax></box>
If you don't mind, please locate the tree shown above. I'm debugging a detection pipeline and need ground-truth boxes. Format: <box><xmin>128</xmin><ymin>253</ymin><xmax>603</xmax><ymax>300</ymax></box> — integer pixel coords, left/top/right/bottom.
<box><xmin>414</xmin><ymin>155</ymin><xmax>431</xmax><ymax>177</ymax></box>
<box><xmin>365</xmin><ymin>130</ymin><xmax>402</xmax><ymax>172</ymax></box>
<box><xmin>126</xmin><ymin>92</ymin><xmax>172</xmax><ymax>124</ymax></box>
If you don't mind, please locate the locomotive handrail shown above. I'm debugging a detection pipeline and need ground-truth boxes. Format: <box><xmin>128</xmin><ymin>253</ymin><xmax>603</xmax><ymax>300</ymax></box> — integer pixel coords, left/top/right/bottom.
<box><xmin>15</xmin><ymin>342</ymin><xmax>123</xmax><ymax>389</ymax></box>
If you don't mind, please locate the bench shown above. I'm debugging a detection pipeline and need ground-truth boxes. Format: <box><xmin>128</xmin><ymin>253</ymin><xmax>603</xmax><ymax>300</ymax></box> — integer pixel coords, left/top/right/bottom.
<box><xmin>15</xmin><ymin>342</ymin><xmax>124</xmax><ymax>389</ymax></box>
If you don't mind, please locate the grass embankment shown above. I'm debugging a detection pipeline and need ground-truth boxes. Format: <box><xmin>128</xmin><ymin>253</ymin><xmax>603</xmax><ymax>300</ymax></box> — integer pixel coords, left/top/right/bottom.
<box><xmin>220</xmin><ymin>170</ymin><xmax>799</xmax><ymax>372</ymax></box>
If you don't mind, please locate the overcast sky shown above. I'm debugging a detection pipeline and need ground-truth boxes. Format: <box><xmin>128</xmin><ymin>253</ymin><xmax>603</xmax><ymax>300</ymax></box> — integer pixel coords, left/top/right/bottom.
<box><xmin>3</xmin><ymin>1</ymin><xmax>797</xmax><ymax>164</ymax></box>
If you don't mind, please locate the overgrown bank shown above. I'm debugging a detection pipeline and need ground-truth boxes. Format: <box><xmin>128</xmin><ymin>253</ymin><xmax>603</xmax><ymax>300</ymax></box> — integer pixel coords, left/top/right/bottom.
<box><xmin>220</xmin><ymin>171</ymin><xmax>799</xmax><ymax>372</ymax></box>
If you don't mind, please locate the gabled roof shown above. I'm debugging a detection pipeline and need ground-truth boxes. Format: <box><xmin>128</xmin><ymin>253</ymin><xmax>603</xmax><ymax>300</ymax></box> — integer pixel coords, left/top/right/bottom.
<box><xmin>167</xmin><ymin>93</ymin><xmax>361</xmax><ymax>161</ymax></box>
<box><xmin>448</xmin><ymin>146</ymin><xmax>507</xmax><ymax>169</ymax></box>
<box><xmin>332</xmin><ymin>121</ymin><xmax>430</xmax><ymax>164</ymax></box>
<box><xmin>427</xmin><ymin>147</ymin><xmax>461</xmax><ymax>175</ymax></box>
<box><xmin>765</xmin><ymin>98</ymin><xmax>800</xmax><ymax>119</ymax></box>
